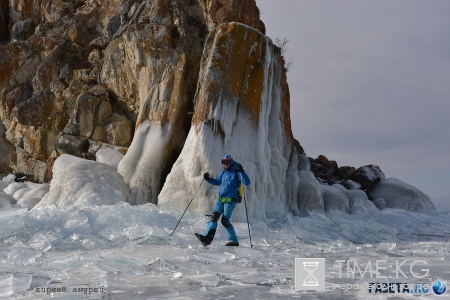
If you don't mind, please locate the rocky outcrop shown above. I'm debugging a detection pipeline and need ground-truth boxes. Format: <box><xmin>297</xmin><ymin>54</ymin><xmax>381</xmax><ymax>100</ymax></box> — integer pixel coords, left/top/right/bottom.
<box><xmin>309</xmin><ymin>154</ymin><xmax>356</xmax><ymax>185</ymax></box>
<box><xmin>0</xmin><ymin>0</ymin><xmax>266</xmax><ymax>196</ymax></box>
<box><xmin>0</xmin><ymin>0</ymin><xmax>433</xmax><ymax>215</ymax></box>
<box><xmin>307</xmin><ymin>155</ymin><xmax>434</xmax><ymax>212</ymax></box>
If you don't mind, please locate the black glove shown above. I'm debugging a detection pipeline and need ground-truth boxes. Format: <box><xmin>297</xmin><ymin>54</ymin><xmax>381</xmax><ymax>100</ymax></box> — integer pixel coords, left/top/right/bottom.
<box><xmin>237</xmin><ymin>164</ymin><xmax>244</xmax><ymax>172</ymax></box>
<box><xmin>203</xmin><ymin>172</ymin><xmax>211</xmax><ymax>180</ymax></box>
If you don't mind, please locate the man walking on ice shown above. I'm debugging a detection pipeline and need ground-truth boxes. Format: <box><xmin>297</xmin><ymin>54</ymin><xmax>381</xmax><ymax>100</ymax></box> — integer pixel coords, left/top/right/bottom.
<box><xmin>196</xmin><ymin>154</ymin><xmax>251</xmax><ymax>246</ymax></box>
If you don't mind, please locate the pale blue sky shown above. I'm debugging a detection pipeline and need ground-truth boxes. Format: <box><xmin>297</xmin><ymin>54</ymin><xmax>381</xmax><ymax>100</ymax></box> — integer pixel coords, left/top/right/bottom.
<box><xmin>256</xmin><ymin>0</ymin><xmax>450</xmax><ymax>198</ymax></box>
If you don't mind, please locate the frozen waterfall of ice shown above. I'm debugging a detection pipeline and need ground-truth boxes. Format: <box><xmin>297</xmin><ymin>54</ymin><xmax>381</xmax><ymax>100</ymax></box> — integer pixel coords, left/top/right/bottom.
<box><xmin>158</xmin><ymin>34</ymin><xmax>302</xmax><ymax>222</ymax></box>
<box><xmin>117</xmin><ymin>121</ymin><xmax>169</xmax><ymax>205</ymax></box>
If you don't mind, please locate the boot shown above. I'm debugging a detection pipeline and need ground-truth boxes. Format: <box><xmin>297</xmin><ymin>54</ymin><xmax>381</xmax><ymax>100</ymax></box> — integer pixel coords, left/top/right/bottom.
<box><xmin>206</xmin><ymin>229</ymin><xmax>216</xmax><ymax>241</ymax></box>
<box><xmin>195</xmin><ymin>233</ymin><xmax>212</xmax><ymax>246</ymax></box>
<box><xmin>225</xmin><ymin>241</ymin><xmax>239</xmax><ymax>246</ymax></box>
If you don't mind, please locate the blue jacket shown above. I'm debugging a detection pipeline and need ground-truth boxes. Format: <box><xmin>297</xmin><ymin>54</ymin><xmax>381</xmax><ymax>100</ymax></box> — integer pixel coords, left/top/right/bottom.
<box><xmin>206</xmin><ymin>161</ymin><xmax>251</xmax><ymax>199</ymax></box>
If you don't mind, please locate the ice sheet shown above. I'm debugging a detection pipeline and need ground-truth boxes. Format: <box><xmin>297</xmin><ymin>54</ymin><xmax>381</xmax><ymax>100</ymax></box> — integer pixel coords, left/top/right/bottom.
<box><xmin>0</xmin><ymin>202</ymin><xmax>449</xmax><ymax>298</ymax></box>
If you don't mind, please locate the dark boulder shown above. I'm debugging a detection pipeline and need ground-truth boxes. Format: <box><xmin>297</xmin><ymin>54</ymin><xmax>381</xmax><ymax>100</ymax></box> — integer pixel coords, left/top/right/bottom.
<box><xmin>54</xmin><ymin>133</ymin><xmax>89</xmax><ymax>158</ymax></box>
<box><xmin>338</xmin><ymin>166</ymin><xmax>356</xmax><ymax>181</ymax></box>
<box><xmin>349</xmin><ymin>164</ymin><xmax>385</xmax><ymax>191</ymax></box>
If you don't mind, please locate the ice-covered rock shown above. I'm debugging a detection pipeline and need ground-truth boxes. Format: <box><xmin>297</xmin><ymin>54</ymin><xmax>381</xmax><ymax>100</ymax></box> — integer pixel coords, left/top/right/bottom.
<box><xmin>118</xmin><ymin>122</ymin><xmax>169</xmax><ymax>205</ymax></box>
<box><xmin>0</xmin><ymin>181</ymin><xmax>8</xmax><ymax>191</ymax></box>
<box><xmin>321</xmin><ymin>186</ymin><xmax>350</xmax><ymax>213</ymax></box>
<box><xmin>6</xmin><ymin>183</ymin><xmax>49</xmax><ymax>210</ymax></box>
<box><xmin>159</xmin><ymin>22</ymin><xmax>299</xmax><ymax>221</ymax></box>
<box><xmin>16</xmin><ymin>197</ymin><xmax>42</xmax><ymax>210</ymax></box>
<box><xmin>350</xmin><ymin>204</ymin><xmax>369</xmax><ymax>215</ymax></box>
<box><xmin>291</xmin><ymin>170</ymin><xmax>324</xmax><ymax>216</ymax></box>
<box><xmin>35</xmin><ymin>154</ymin><xmax>130</xmax><ymax>208</ymax></box>
<box><xmin>350</xmin><ymin>164</ymin><xmax>385</xmax><ymax>190</ymax></box>
<box><xmin>333</xmin><ymin>184</ymin><xmax>379</xmax><ymax>214</ymax></box>
<box><xmin>368</xmin><ymin>177</ymin><xmax>435</xmax><ymax>212</ymax></box>
<box><xmin>0</xmin><ymin>198</ymin><xmax>12</xmax><ymax>209</ymax></box>
<box><xmin>13</xmin><ymin>183</ymin><xmax>48</xmax><ymax>199</ymax></box>
<box><xmin>3</xmin><ymin>182</ymin><xmax>28</xmax><ymax>196</ymax></box>
<box><xmin>0</xmin><ymin>192</ymin><xmax>15</xmax><ymax>205</ymax></box>
<box><xmin>333</xmin><ymin>184</ymin><xmax>365</xmax><ymax>206</ymax></box>
<box><xmin>96</xmin><ymin>149</ymin><xmax>124</xmax><ymax>170</ymax></box>
<box><xmin>342</xmin><ymin>179</ymin><xmax>361</xmax><ymax>190</ymax></box>
<box><xmin>372</xmin><ymin>198</ymin><xmax>387</xmax><ymax>210</ymax></box>
<box><xmin>364</xmin><ymin>199</ymin><xmax>380</xmax><ymax>214</ymax></box>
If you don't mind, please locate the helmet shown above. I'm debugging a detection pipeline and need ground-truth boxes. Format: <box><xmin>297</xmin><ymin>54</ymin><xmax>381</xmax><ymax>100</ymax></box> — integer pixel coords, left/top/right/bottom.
<box><xmin>221</xmin><ymin>154</ymin><xmax>233</xmax><ymax>166</ymax></box>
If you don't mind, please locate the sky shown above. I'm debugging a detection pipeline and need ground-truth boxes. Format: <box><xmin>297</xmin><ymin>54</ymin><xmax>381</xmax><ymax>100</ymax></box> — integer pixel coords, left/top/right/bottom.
<box><xmin>256</xmin><ymin>0</ymin><xmax>450</xmax><ymax>199</ymax></box>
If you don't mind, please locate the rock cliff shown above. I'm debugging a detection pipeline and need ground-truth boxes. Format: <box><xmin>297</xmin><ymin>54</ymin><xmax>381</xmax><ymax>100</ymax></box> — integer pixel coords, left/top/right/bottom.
<box><xmin>0</xmin><ymin>0</ymin><xmax>264</xmax><ymax>183</ymax></box>
<box><xmin>0</xmin><ymin>0</ymin><xmax>434</xmax><ymax>216</ymax></box>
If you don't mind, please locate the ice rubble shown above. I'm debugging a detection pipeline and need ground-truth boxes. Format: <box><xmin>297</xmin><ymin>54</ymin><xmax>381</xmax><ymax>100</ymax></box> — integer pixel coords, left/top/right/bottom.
<box><xmin>0</xmin><ymin>201</ymin><xmax>449</xmax><ymax>299</ymax></box>
<box><xmin>0</xmin><ymin>178</ymin><xmax>48</xmax><ymax>210</ymax></box>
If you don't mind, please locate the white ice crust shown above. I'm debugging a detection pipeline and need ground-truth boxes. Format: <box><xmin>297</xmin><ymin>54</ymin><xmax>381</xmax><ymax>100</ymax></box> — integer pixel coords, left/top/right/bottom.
<box><xmin>35</xmin><ymin>154</ymin><xmax>130</xmax><ymax>208</ymax></box>
<box><xmin>118</xmin><ymin>121</ymin><xmax>169</xmax><ymax>205</ymax></box>
<box><xmin>368</xmin><ymin>177</ymin><xmax>435</xmax><ymax>212</ymax></box>
<box><xmin>96</xmin><ymin>149</ymin><xmax>124</xmax><ymax>170</ymax></box>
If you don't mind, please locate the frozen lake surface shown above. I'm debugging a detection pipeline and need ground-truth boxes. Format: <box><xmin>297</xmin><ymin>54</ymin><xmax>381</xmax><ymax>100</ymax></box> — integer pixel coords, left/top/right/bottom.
<box><xmin>1</xmin><ymin>202</ymin><xmax>450</xmax><ymax>299</ymax></box>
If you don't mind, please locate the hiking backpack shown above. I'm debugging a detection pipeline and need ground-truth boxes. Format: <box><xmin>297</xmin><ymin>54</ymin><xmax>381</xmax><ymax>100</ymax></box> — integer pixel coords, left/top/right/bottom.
<box><xmin>235</xmin><ymin>171</ymin><xmax>244</xmax><ymax>203</ymax></box>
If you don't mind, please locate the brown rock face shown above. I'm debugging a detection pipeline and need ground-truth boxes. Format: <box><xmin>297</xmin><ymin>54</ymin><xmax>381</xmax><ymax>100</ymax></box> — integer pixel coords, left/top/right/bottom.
<box><xmin>0</xmin><ymin>134</ymin><xmax>16</xmax><ymax>175</ymax></box>
<box><xmin>202</xmin><ymin>0</ymin><xmax>266</xmax><ymax>34</ymax></box>
<box><xmin>11</xmin><ymin>90</ymin><xmax>55</xmax><ymax>127</ymax></box>
<box><xmin>193</xmin><ymin>23</ymin><xmax>267</xmax><ymax>126</ymax></box>
<box><xmin>0</xmin><ymin>1</ymin><xmax>10</xmax><ymax>43</ymax></box>
<box><xmin>0</xmin><ymin>0</ymin><xmax>270</xmax><ymax>191</ymax></box>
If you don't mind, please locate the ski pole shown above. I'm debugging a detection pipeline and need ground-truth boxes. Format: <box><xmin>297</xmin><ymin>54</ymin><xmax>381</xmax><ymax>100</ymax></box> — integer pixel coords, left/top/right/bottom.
<box><xmin>169</xmin><ymin>178</ymin><xmax>204</xmax><ymax>236</ymax></box>
<box><xmin>243</xmin><ymin>187</ymin><xmax>253</xmax><ymax>248</ymax></box>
